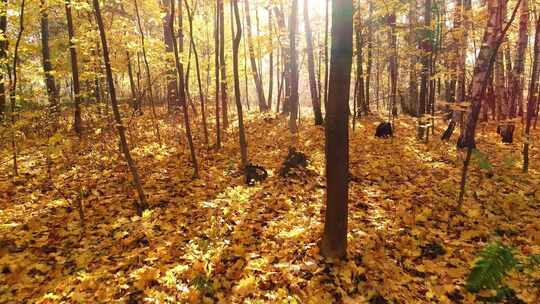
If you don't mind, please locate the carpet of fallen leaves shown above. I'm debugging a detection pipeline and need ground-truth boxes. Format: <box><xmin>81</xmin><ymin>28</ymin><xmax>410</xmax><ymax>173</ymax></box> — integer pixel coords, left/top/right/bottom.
<box><xmin>1</xmin><ymin>108</ymin><xmax>540</xmax><ymax>303</ymax></box>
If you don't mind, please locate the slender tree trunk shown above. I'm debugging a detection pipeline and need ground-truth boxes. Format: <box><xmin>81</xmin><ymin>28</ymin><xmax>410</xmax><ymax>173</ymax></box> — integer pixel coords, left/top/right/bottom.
<box><xmin>323</xmin><ymin>0</ymin><xmax>330</xmax><ymax>112</ymax></box>
<box><xmin>507</xmin><ymin>0</ymin><xmax>528</xmax><ymax>136</ymax></box>
<box><xmin>407</xmin><ymin>0</ymin><xmax>418</xmax><ymax>116</ymax></box>
<box><xmin>232</xmin><ymin>0</ymin><xmax>248</xmax><ymax>167</ymax></box>
<box><xmin>355</xmin><ymin>23</ymin><xmax>365</xmax><ymax>116</ymax></box>
<box><xmin>523</xmin><ymin>14</ymin><xmax>540</xmax><ymax>172</ymax></box>
<box><xmin>320</xmin><ymin>0</ymin><xmax>353</xmax><ymax>260</ymax></box>
<box><xmin>10</xmin><ymin>0</ymin><xmax>25</xmax><ymax>176</ymax></box>
<box><xmin>268</xmin><ymin>9</ymin><xmax>274</xmax><ymax>112</ymax></box>
<box><xmin>289</xmin><ymin>0</ymin><xmax>299</xmax><ymax>133</ymax></box>
<box><xmin>244</xmin><ymin>0</ymin><xmax>267</xmax><ymax>111</ymax></box>
<box><xmin>40</xmin><ymin>0</ymin><xmax>59</xmax><ymax>116</ymax></box>
<box><xmin>65</xmin><ymin>0</ymin><xmax>82</xmax><ymax>136</ymax></box>
<box><xmin>218</xmin><ymin>0</ymin><xmax>228</xmax><ymax>129</ymax></box>
<box><xmin>0</xmin><ymin>0</ymin><xmax>7</xmax><ymax>121</ymax></box>
<box><xmin>170</xmin><ymin>0</ymin><xmax>199</xmax><ymax>178</ymax></box>
<box><xmin>365</xmin><ymin>0</ymin><xmax>373</xmax><ymax>113</ymax></box>
<box><xmin>388</xmin><ymin>13</ymin><xmax>398</xmax><ymax>123</ymax></box>
<box><xmin>214</xmin><ymin>0</ymin><xmax>221</xmax><ymax>148</ymax></box>
<box><xmin>185</xmin><ymin>0</ymin><xmax>209</xmax><ymax>146</ymax></box>
<box><xmin>134</xmin><ymin>0</ymin><xmax>162</xmax><ymax>145</ymax></box>
<box><xmin>163</xmin><ymin>0</ymin><xmax>178</xmax><ymax>111</ymax></box>
<box><xmin>457</xmin><ymin>0</ymin><xmax>521</xmax><ymax>210</ymax></box>
<box><xmin>126</xmin><ymin>51</ymin><xmax>139</xmax><ymax>112</ymax></box>
<box><xmin>92</xmin><ymin>0</ymin><xmax>148</xmax><ymax>214</ymax></box>
<box><xmin>304</xmin><ymin>0</ymin><xmax>323</xmax><ymax>125</ymax></box>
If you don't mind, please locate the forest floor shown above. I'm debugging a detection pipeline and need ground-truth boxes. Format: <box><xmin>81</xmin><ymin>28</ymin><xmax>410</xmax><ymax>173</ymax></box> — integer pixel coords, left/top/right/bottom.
<box><xmin>1</xmin><ymin>108</ymin><xmax>540</xmax><ymax>303</ymax></box>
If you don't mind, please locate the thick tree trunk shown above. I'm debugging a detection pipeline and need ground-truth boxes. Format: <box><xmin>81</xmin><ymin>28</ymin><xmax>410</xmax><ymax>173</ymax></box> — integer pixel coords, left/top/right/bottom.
<box><xmin>232</xmin><ymin>0</ymin><xmax>248</xmax><ymax>167</ymax></box>
<box><xmin>65</xmin><ymin>0</ymin><xmax>82</xmax><ymax>136</ymax></box>
<box><xmin>304</xmin><ymin>0</ymin><xmax>323</xmax><ymax>125</ymax></box>
<box><xmin>92</xmin><ymin>0</ymin><xmax>148</xmax><ymax>214</ymax></box>
<box><xmin>320</xmin><ymin>0</ymin><xmax>353</xmax><ymax>260</ymax></box>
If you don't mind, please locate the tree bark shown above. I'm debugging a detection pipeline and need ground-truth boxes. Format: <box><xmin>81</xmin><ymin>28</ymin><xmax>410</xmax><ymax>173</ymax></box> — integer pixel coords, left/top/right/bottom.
<box><xmin>304</xmin><ymin>0</ymin><xmax>324</xmax><ymax>125</ymax></box>
<box><xmin>523</xmin><ymin>13</ymin><xmax>540</xmax><ymax>172</ymax></box>
<box><xmin>289</xmin><ymin>0</ymin><xmax>299</xmax><ymax>133</ymax></box>
<box><xmin>65</xmin><ymin>0</ymin><xmax>83</xmax><ymax>136</ymax></box>
<box><xmin>40</xmin><ymin>0</ymin><xmax>59</xmax><ymax>115</ymax></box>
<box><xmin>134</xmin><ymin>0</ymin><xmax>162</xmax><ymax>145</ymax></box>
<box><xmin>457</xmin><ymin>0</ymin><xmax>521</xmax><ymax>210</ymax></box>
<box><xmin>244</xmin><ymin>0</ymin><xmax>267</xmax><ymax>111</ymax></box>
<box><xmin>320</xmin><ymin>0</ymin><xmax>353</xmax><ymax>260</ymax></box>
<box><xmin>185</xmin><ymin>0</ymin><xmax>209</xmax><ymax>146</ymax></box>
<box><xmin>218</xmin><ymin>0</ymin><xmax>228</xmax><ymax>129</ymax></box>
<box><xmin>0</xmin><ymin>0</ymin><xmax>7</xmax><ymax>121</ymax></box>
<box><xmin>232</xmin><ymin>0</ymin><xmax>248</xmax><ymax>167</ymax></box>
<box><xmin>170</xmin><ymin>0</ymin><xmax>199</xmax><ymax>178</ymax></box>
<box><xmin>92</xmin><ymin>0</ymin><xmax>148</xmax><ymax>214</ymax></box>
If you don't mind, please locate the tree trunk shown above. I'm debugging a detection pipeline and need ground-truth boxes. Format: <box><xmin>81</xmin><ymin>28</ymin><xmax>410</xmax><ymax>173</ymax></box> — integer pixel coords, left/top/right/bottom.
<box><xmin>218</xmin><ymin>0</ymin><xmax>228</xmax><ymax>129</ymax></box>
<box><xmin>0</xmin><ymin>0</ymin><xmax>7</xmax><ymax>121</ymax></box>
<box><xmin>232</xmin><ymin>0</ymin><xmax>248</xmax><ymax>167</ymax></box>
<box><xmin>289</xmin><ymin>0</ymin><xmax>299</xmax><ymax>133</ymax></box>
<box><xmin>244</xmin><ymin>0</ymin><xmax>267</xmax><ymax>111</ymax></box>
<box><xmin>457</xmin><ymin>0</ymin><xmax>520</xmax><ymax>210</ymax></box>
<box><xmin>65</xmin><ymin>0</ymin><xmax>83</xmax><ymax>136</ymax></box>
<box><xmin>40</xmin><ymin>0</ymin><xmax>59</xmax><ymax>115</ymax></box>
<box><xmin>134</xmin><ymin>0</ymin><xmax>162</xmax><ymax>145</ymax></box>
<box><xmin>320</xmin><ymin>0</ymin><xmax>353</xmax><ymax>260</ymax></box>
<box><xmin>523</xmin><ymin>14</ymin><xmax>540</xmax><ymax>172</ymax></box>
<box><xmin>10</xmin><ymin>0</ymin><xmax>25</xmax><ymax>176</ymax></box>
<box><xmin>92</xmin><ymin>0</ymin><xmax>148</xmax><ymax>214</ymax></box>
<box><xmin>170</xmin><ymin>0</ymin><xmax>199</xmax><ymax>178</ymax></box>
<box><xmin>126</xmin><ymin>51</ymin><xmax>140</xmax><ymax>113</ymax></box>
<box><xmin>185</xmin><ymin>0</ymin><xmax>209</xmax><ymax>146</ymax></box>
<box><xmin>304</xmin><ymin>0</ymin><xmax>324</xmax><ymax>125</ymax></box>
<box><xmin>214</xmin><ymin>0</ymin><xmax>221</xmax><ymax>148</ymax></box>
<box><xmin>268</xmin><ymin>9</ymin><xmax>274</xmax><ymax>112</ymax></box>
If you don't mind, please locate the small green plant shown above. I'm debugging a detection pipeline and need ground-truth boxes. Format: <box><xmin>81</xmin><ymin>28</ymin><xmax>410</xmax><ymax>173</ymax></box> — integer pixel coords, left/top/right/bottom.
<box><xmin>466</xmin><ymin>242</ymin><xmax>540</xmax><ymax>302</ymax></box>
<box><xmin>471</xmin><ymin>149</ymin><xmax>493</xmax><ymax>171</ymax></box>
<box><xmin>466</xmin><ymin>242</ymin><xmax>517</xmax><ymax>293</ymax></box>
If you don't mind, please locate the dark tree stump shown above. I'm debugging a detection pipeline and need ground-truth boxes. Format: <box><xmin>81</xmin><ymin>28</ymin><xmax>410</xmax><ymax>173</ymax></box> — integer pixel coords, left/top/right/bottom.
<box><xmin>498</xmin><ymin>125</ymin><xmax>515</xmax><ymax>144</ymax></box>
<box><xmin>375</xmin><ymin>122</ymin><xmax>393</xmax><ymax>138</ymax></box>
<box><xmin>441</xmin><ymin>120</ymin><xmax>456</xmax><ymax>141</ymax></box>
<box><xmin>244</xmin><ymin>164</ymin><xmax>268</xmax><ymax>186</ymax></box>
<box><xmin>279</xmin><ymin>148</ymin><xmax>308</xmax><ymax>177</ymax></box>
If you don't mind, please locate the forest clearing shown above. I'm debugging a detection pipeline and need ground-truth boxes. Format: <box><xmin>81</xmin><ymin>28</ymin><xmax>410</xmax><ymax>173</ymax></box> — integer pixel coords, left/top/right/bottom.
<box><xmin>1</xmin><ymin>0</ymin><xmax>540</xmax><ymax>303</ymax></box>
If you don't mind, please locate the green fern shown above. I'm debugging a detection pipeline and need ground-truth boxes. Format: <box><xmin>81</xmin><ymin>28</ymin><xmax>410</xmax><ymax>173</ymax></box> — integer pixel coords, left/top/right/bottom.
<box><xmin>526</xmin><ymin>254</ymin><xmax>540</xmax><ymax>270</ymax></box>
<box><xmin>466</xmin><ymin>243</ymin><xmax>517</xmax><ymax>293</ymax></box>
